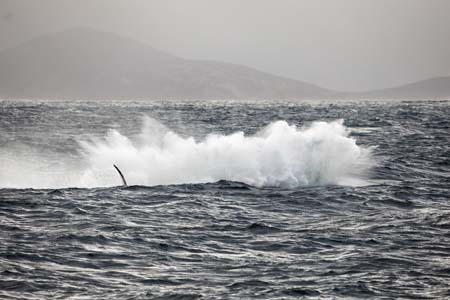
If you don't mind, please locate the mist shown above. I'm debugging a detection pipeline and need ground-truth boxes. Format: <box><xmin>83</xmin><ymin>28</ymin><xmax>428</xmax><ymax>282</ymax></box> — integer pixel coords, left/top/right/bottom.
<box><xmin>1</xmin><ymin>0</ymin><xmax>449</xmax><ymax>92</ymax></box>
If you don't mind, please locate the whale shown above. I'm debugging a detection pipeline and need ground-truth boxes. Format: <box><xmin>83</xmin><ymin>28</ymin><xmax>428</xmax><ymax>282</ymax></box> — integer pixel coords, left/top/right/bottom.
<box><xmin>113</xmin><ymin>164</ymin><xmax>128</xmax><ymax>186</ymax></box>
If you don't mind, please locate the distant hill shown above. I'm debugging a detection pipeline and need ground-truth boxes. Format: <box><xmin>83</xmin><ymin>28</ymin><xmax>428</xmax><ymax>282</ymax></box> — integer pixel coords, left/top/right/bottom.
<box><xmin>347</xmin><ymin>77</ymin><xmax>450</xmax><ymax>100</ymax></box>
<box><xmin>0</xmin><ymin>28</ymin><xmax>330</xmax><ymax>100</ymax></box>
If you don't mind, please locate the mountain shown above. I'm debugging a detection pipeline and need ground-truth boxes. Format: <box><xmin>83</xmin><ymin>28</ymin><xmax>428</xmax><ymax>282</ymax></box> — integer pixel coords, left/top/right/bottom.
<box><xmin>348</xmin><ymin>77</ymin><xmax>450</xmax><ymax>100</ymax></box>
<box><xmin>0</xmin><ymin>28</ymin><xmax>330</xmax><ymax>100</ymax></box>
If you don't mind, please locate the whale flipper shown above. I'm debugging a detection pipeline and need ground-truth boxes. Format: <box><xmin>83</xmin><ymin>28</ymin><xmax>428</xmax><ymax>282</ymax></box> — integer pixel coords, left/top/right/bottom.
<box><xmin>113</xmin><ymin>164</ymin><xmax>128</xmax><ymax>186</ymax></box>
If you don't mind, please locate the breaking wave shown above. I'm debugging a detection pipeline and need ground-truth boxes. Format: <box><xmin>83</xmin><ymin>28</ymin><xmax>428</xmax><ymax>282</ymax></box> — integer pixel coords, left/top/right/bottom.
<box><xmin>79</xmin><ymin>118</ymin><xmax>374</xmax><ymax>188</ymax></box>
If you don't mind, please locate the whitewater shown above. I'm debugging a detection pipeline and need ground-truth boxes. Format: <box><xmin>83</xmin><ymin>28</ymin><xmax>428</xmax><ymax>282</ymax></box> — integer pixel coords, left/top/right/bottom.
<box><xmin>1</xmin><ymin>115</ymin><xmax>372</xmax><ymax>189</ymax></box>
<box><xmin>79</xmin><ymin>117</ymin><xmax>373</xmax><ymax>188</ymax></box>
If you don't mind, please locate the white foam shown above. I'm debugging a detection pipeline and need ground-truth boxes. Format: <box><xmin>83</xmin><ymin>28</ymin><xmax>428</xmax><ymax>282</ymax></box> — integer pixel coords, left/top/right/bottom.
<box><xmin>0</xmin><ymin>118</ymin><xmax>374</xmax><ymax>189</ymax></box>
<box><xmin>78</xmin><ymin>117</ymin><xmax>374</xmax><ymax>188</ymax></box>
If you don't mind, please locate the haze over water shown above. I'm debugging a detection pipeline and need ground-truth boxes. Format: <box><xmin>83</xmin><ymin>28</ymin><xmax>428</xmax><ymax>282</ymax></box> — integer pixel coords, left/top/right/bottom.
<box><xmin>1</xmin><ymin>0</ymin><xmax>450</xmax><ymax>298</ymax></box>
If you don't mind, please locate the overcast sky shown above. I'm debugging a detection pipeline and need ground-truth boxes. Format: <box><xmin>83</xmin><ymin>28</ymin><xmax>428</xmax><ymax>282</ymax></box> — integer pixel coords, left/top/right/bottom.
<box><xmin>1</xmin><ymin>0</ymin><xmax>449</xmax><ymax>92</ymax></box>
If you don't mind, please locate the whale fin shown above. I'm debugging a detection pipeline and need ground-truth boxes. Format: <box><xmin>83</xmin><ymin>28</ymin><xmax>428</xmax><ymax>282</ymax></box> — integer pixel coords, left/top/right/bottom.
<box><xmin>113</xmin><ymin>164</ymin><xmax>128</xmax><ymax>186</ymax></box>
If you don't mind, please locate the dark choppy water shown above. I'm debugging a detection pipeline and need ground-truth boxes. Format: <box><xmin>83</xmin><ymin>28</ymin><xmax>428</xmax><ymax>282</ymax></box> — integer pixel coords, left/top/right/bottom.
<box><xmin>1</xmin><ymin>100</ymin><xmax>450</xmax><ymax>299</ymax></box>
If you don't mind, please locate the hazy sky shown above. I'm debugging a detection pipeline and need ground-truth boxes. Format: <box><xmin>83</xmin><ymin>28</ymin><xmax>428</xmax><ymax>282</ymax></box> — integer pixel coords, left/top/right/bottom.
<box><xmin>1</xmin><ymin>0</ymin><xmax>449</xmax><ymax>91</ymax></box>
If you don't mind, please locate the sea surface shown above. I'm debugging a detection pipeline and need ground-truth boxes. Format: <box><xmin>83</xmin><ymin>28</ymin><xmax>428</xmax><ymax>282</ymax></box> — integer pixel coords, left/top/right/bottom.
<box><xmin>1</xmin><ymin>99</ymin><xmax>449</xmax><ymax>299</ymax></box>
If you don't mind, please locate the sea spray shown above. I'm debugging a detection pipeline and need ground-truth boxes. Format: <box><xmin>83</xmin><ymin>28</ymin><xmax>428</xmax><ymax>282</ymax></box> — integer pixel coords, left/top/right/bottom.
<box><xmin>79</xmin><ymin>117</ymin><xmax>374</xmax><ymax>188</ymax></box>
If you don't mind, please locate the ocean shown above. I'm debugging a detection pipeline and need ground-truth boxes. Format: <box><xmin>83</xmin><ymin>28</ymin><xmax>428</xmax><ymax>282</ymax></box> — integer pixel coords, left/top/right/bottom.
<box><xmin>1</xmin><ymin>99</ymin><xmax>449</xmax><ymax>299</ymax></box>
